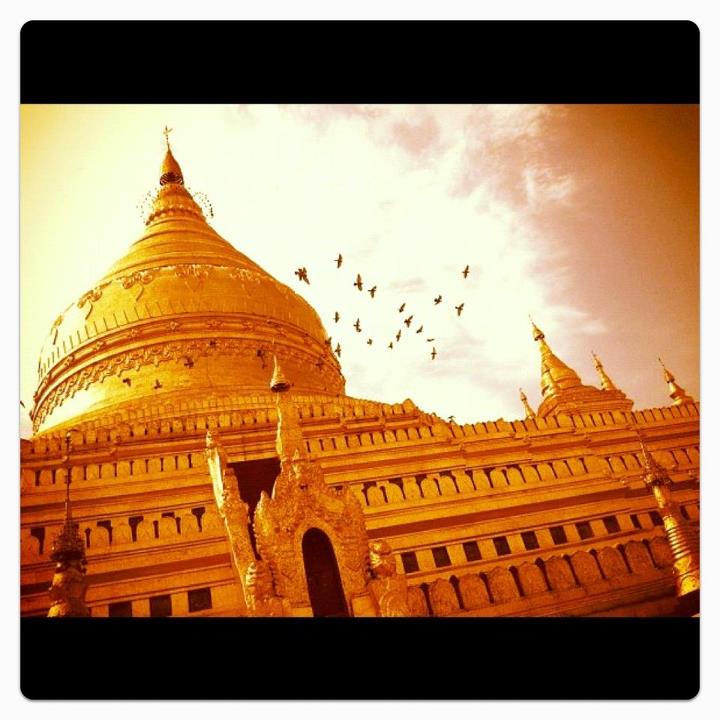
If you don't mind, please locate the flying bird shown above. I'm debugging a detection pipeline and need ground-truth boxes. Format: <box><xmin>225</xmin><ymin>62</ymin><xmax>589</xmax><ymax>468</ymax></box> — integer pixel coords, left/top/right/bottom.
<box><xmin>426</xmin><ymin>338</ymin><xmax>435</xmax><ymax>342</ymax></box>
<box><xmin>431</xmin><ymin>347</ymin><xmax>437</xmax><ymax>360</ymax></box>
<box><xmin>398</xmin><ymin>303</ymin><xmax>406</xmax><ymax>313</ymax></box>
<box><xmin>434</xmin><ymin>295</ymin><xmax>442</xmax><ymax>305</ymax></box>
<box><xmin>19</xmin><ymin>399</ymin><xmax>26</xmax><ymax>408</ymax></box>
<box><xmin>121</xmin><ymin>378</ymin><xmax>131</xmax><ymax>386</ymax></box>
<box><xmin>325</xmin><ymin>336</ymin><xmax>332</xmax><ymax>347</ymax></box>
<box><xmin>334</xmin><ymin>343</ymin><xmax>341</xmax><ymax>357</ymax></box>
<box><xmin>294</xmin><ymin>267</ymin><xmax>310</xmax><ymax>284</ymax></box>
<box><xmin>333</xmin><ymin>311</ymin><xmax>340</xmax><ymax>323</ymax></box>
<box><xmin>369</xmin><ymin>286</ymin><xmax>377</xmax><ymax>298</ymax></box>
<box><xmin>388</xmin><ymin>341</ymin><xmax>394</xmax><ymax>350</ymax></box>
<box><xmin>153</xmin><ymin>379</ymin><xmax>162</xmax><ymax>389</ymax></box>
<box><xmin>334</xmin><ymin>253</ymin><xmax>343</xmax><ymax>268</ymax></box>
<box><xmin>354</xmin><ymin>318</ymin><xmax>362</xmax><ymax>333</ymax></box>
<box><xmin>403</xmin><ymin>315</ymin><xmax>414</xmax><ymax>328</ymax></box>
<box><xmin>448</xmin><ymin>415</ymin><xmax>456</xmax><ymax>422</ymax></box>
<box><xmin>462</xmin><ymin>265</ymin><xmax>469</xmax><ymax>279</ymax></box>
<box><xmin>455</xmin><ymin>303</ymin><xmax>465</xmax><ymax>316</ymax></box>
<box><xmin>396</xmin><ymin>330</ymin><xmax>402</xmax><ymax>342</ymax></box>
<box><xmin>354</xmin><ymin>274</ymin><xmax>363</xmax><ymax>291</ymax></box>
<box><xmin>416</xmin><ymin>325</ymin><xmax>424</xmax><ymax>334</ymax></box>
<box><xmin>183</xmin><ymin>356</ymin><xmax>194</xmax><ymax>368</ymax></box>
<box><xmin>367</xmin><ymin>339</ymin><xmax>373</xmax><ymax>346</ymax></box>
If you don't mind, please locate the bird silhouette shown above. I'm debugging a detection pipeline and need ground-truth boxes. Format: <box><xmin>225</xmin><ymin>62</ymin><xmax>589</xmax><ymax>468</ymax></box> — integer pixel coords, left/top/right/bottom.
<box><xmin>462</xmin><ymin>265</ymin><xmax>469</xmax><ymax>279</ymax></box>
<box><xmin>354</xmin><ymin>318</ymin><xmax>362</xmax><ymax>333</ymax></box>
<box><xmin>398</xmin><ymin>302</ymin><xmax>406</xmax><ymax>313</ymax></box>
<box><xmin>354</xmin><ymin>273</ymin><xmax>363</xmax><ymax>291</ymax></box>
<box><xmin>416</xmin><ymin>325</ymin><xmax>424</xmax><ymax>334</ymax></box>
<box><xmin>315</xmin><ymin>358</ymin><xmax>324</xmax><ymax>369</ymax></box>
<box><xmin>122</xmin><ymin>378</ymin><xmax>132</xmax><ymax>386</ymax></box>
<box><xmin>325</xmin><ymin>336</ymin><xmax>333</xmax><ymax>347</ymax></box>
<box><xmin>388</xmin><ymin>341</ymin><xmax>394</xmax><ymax>350</ymax></box>
<box><xmin>403</xmin><ymin>315</ymin><xmax>414</xmax><ymax>328</ymax></box>
<box><xmin>431</xmin><ymin>347</ymin><xmax>437</xmax><ymax>360</ymax></box>
<box><xmin>367</xmin><ymin>338</ymin><xmax>373</xmax><ymax>346</ymax></box>
<box><xmin>294</xmin><ymin>267</ymin><xmax>310</xmax><ymax>284</ymax></box>
<box><xmin>434</xmin><ymin>295</ymin><xmax>442</xmax><ymax>305</ymax></box>
<box><xmin>426</xmin><ymin>338</ymin><xmax>435</xmax><ymax>342</ymax></box>
<box><xmin>455</xmin><ymin>303</ymin><xmax>465</xmax><ymax>316</ymax></box>
<box><xmin>335</xmin><ymin>343</ymin><xmax>341</xmax><ymax>357</ymax></box>
<box><xmin>448</xmin><ymin>415</ymin><xmax>456</xmax><ymax>422</ymax></box>
<box><xmin>335</xmin><ymin>253</ymin><xmax>343</xmax><ymax>268</ymax></box>
<box><xmin>369</xmin><ymin>286</ymin><xmax>377</xmax><ymax>298</ymax></box>
<box><xmin>153</xmin><ymin>379</ymin><xmax>162</xmax><ymax>389</ymax></box>
<box><xmin>183</xmin><ymin>356</ymin><xmax>194</xmax><ymax>368</ymax></box>
<box><xmin>333</xmin><ymin>311</ymin><xmax>340</xmax><ymax>323</ymax></box>
<box><xmin>396</xmin><ymin>330</ymin><xmax>402</xmax><ymax>342</ymax></box>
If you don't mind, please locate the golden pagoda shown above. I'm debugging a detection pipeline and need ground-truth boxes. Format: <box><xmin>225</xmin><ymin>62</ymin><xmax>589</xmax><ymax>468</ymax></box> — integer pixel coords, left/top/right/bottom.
<box><xmin>20</xmin><ymin>138</ymin><xmax>700</xmax><ymax>618</ymax></box>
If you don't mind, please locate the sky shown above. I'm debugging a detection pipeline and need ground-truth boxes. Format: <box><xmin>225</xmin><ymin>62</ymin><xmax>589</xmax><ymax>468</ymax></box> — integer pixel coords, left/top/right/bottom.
<box><xmin>19</xmin><ymin>104</ymin><xmax>699</xmax><ymax>435</ymax></box>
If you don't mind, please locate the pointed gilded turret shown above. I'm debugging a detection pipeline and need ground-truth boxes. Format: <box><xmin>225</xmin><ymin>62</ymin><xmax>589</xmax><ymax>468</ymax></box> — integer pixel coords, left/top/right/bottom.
<box><xmin>47</xmin><ymin>433</ymin><xmax>89</xmax><ymax>617</ymax></box>
<box><xmin>145</xmin><ymin>128</ymin><xmax>205</xmax><ymax>225</ymax></box>
<box><xmin>638</xmin><ymin>440</ymin><xmax>699</xmax><ymax>605</ymax></box>
<box><xmin>528</xmin><ymin>317</ymin><xmax>633</xmax><ymax>418</ymax></box>
<box><xmin>270</xmin><ymin>354</ymin><xmax>291</xmax><ymax>393</ymax></box>
<box><xmin>530</xmin><ymin>318</ymin><xmax>583</xmax><ymax>399</ymax></box>
<box><xmin>659</xmin><ymin>358</ymin><xmax>695</xmax><ymax>406</ymax></box>
<box><xmin>270</xmin><ymin>357</ymin><xmax>305</xmax><ymax>463</ymax></box>
<box><xmin>159</xmin><ymin>126</ymin><xmax>184</xmax><ymax>186</ymax></box>
<box><xmin>519</xmin><ymin>388</ymin><xmax>536</xmax><ymax>419</ymax></box>
<box><xmin>592</xmin><ymin>351</ymin><xmax>618</xmax><ymax>391</ymax></box>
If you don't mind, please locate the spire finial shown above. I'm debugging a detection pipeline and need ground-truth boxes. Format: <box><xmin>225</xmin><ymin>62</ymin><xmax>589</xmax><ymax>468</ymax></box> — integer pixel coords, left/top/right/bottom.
<box><xmin>159</xmin><ymin>128</ymin><xmax>184</xmax><ymax>186</ymax></box>
<box><xmin>519</xmin><ymin>388</ymin><xmax>536</xmax><ymax>419</ymax></box>
<box><xmin>658</xmin><ymin>357</ymin><xmax>695</xmax><ymax>406</ymax></box>
<box><xmin>529</xmin><ymin>315</ymin><xmax>544</xmax><ymax>341</ymax></box>
<box><xmin>592</xmin><ymin>351</ymin><xmax>618</xmax><ymax>391</ymax></box>
<box><xmin>270</xmin><ymin>355</ymin><xmax>291</xmax><ymax>393</ymax></box>
<box><xmin>47</xmin><ymin>430</ymin><xmax>89</xmax><ymax>617</ymax></box>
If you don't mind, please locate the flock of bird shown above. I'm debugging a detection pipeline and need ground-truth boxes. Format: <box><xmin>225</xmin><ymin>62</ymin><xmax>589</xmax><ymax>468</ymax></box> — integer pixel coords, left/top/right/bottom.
<box><xmin>294</xmin><ymin>255</ymin><xmax>470</xmax><ymax>361</ymax></box>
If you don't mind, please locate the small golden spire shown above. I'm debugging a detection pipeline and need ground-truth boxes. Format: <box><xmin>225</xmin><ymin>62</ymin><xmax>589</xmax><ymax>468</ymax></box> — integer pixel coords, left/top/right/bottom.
<box><xmin>658</xmin><ymin>357</ymin><xmax>695</xmax><ymax>406</ymax></box>
<box><xmin>529</xmin><ymin>315</ymin><xmax>544</xmax><ymax>342</ymax></box>
<box><xmin>592</xmin><ymin>351</ymin><xmax>618</xmax><ymax>391</ymax></box>
<box><xmin>47</xmin><ymin>432</ymin><xmax>89</xmax><ymax>617</ymax></box>
<box><xmin>530</xmin><ymin>317</ymin><xmax>582</xmax><ymax>398</ymax></box>
<box><xmin>159</xmin><ymin>126</ymin><xmax>184</xmax><ymax>186</ymax></box>
<box><xmin>519</xmin><ymin>388</ymin><xmax>536</xmax><ymax>419</ymax></box>
<box><xmin>637</xmin><ymin>438</ymin><xmax>699</xmax><ymax>601</ymax></box>
<box><xmin>270</xmin><ymin>355</ymin><xmax>291</xmax><ymax>393</ymax></box>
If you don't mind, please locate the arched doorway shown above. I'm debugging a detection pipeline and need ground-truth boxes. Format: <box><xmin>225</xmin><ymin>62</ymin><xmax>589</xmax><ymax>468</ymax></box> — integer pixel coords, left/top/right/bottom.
<box><xmin>302</xmin><ymin>528</ymin><xmax>349</xmax><ymax>617</ymax></box>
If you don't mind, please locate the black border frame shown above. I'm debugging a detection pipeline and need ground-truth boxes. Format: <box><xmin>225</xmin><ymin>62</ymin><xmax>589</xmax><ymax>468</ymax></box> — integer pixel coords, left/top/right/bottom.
<box><xmin>20</xmin><ymin>20</ymin><xmax>700</xmax><ymax>700</ymax></box>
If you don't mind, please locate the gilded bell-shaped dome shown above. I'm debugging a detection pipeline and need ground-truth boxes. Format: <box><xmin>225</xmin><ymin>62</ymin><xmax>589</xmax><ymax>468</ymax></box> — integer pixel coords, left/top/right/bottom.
<box><xmin>32</xmin><ymin>139</ymin><xmax>343</xmax><ymax>433</ymax></box>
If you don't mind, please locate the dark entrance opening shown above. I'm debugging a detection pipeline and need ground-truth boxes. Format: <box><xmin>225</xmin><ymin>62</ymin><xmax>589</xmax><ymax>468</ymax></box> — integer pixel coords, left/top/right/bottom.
<box><xmin>229</xmin><ymin>458</ymin><xmax>281</xmax><ymax>554</ymax></box>
<box><xmin>301</xmin><ymin>528</ymin><xmax>349</xmax><ymax>617</ymax></box>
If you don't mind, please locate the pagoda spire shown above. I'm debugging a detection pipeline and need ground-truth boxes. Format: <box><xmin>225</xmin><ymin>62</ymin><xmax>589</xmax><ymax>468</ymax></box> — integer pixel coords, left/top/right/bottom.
<box><xmin>519</xmin><ymin>388</ymin><xmax>536</xmax><ymax>419</ymax></box>
<box><xmin>159</xmin><ymin>126</ymin><xmax>184</xmax><ymax>186</ymax></box>
<box><xmin>270</xmin><ymin>356</ymin><xmax>305</xmax><ymax>464</ymax></box>
<box><xmin>638</xmin><ymin>439</ymin><xmax>699</xmax><ymax>604</ymax></box>
<box><xmin>529</xmin><ymin>317</ymin><xmax>582</xmax><ymax>399</ymax></box>
<box><xmin>658</xmin><ymin>358</ymin><xmax>695</xmax><ymax>406</ymax></box>
<box><xmin>47</xmin><ymin>432</ymin><xmax>89</xmax><ymax>617</ymax></box>
<box><xmin>145</xmin><ymin>128</ymin><xmax>205</xmax><ymax>225</ymax></box>
<box><xmin>592</xmin><ymin>351</ymin><xmax>618</xmax><ymax>391</ymax></box>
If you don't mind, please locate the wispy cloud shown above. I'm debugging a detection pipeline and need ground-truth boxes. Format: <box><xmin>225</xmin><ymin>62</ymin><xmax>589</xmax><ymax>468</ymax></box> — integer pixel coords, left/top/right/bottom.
<box><xmin>211</xmin><ymin>104</ymin><xmax>592</xmax><ymax>422</ymax></box>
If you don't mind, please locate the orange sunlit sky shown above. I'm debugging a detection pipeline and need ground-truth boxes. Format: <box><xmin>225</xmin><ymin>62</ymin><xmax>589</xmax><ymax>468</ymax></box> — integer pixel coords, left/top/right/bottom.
<box><xmin>20</xmin><ymin>104</ymin><xmax>699</xmax><ymax>436</ymax></box>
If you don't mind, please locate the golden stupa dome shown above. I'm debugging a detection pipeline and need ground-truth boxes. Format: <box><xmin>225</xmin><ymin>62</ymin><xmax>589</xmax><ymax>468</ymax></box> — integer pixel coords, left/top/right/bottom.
<box><xmin>32</xmin><ymin>139</ymin><xmax>344</xmax><ymax>433</ymax></box>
